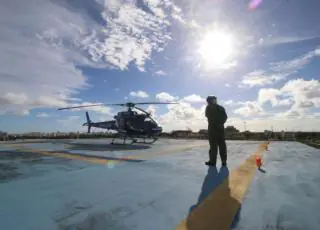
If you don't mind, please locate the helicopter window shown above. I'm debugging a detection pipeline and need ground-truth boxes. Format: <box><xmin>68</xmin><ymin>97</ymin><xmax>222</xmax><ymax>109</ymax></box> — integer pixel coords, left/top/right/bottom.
<box><xmin>145</xmin><ymin>117</ymin><xmax>156</xmax><ymax>124</ymax></box>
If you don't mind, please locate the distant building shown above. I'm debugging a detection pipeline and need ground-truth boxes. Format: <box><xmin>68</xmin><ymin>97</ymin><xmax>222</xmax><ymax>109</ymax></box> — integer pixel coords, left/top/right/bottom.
<box><xmin>264</xmin><ymin>130</ymin><xmax>273</xmax><ymax>137</ymax></box>
<box><xmin>198</xmin><ymin>129</ymin><xmax>208</xmax><ymax>139</ymax></box>
<box><xmin>284</xmin><ymin>132</ymin><xmax>296</xmax><ymax>140</ymax></box>
<box><xmin>224</xmin><ymin>126</ymin><xmax>240</xmax><ymax>139</ymax></box>
<box><xmin>171</xmin><ymin>130</ymin><xmax>192</xmax><ymax>138</ymax></box>
<box><xmin>225</xmin><ymin>126</ymin><xmax>239</xmax><ymax>134</ymax></box>
<box><xmin>198</xmin><ymin>129</ymin><xmax>208</xmax><ymax>135</ymax></box>
<box><xmin>25</xmin><ymin>132</ymin><xmax>42</xmax><ymax>137</ymax></box>
<box><xmin>0</xmin><ymin>130</ymin><xmax>7</xmax><ymax>141</ymax></box>
<box><xmin>159</xmin><ymin>132</ymin><xmax>171</xmax><ymax>138</ymax></box>
<box><xmin>55</xmin><ymin>132</ymin><xmax>68</xmax><ymax>137</ymax></box>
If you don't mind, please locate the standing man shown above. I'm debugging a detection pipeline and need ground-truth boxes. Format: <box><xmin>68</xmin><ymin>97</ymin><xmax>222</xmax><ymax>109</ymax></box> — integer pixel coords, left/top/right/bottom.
<box><xmin>205</xmin><ymin>95</ymin><xmax>228</xmax><ymax>166</ymax></box>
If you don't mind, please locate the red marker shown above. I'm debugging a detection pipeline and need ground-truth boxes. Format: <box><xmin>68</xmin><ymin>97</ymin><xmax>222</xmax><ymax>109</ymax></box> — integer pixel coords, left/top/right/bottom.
<box><xmin>256</xmin><ymin>156</ymin><xmax>262</xmax><ymax>168</ymax></box>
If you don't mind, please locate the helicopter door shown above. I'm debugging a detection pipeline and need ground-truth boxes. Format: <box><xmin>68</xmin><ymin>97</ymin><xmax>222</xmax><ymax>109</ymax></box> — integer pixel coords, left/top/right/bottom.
<box><xmin>119</xmin><ymin>117</ymin><xmax>126</xmax><ymax>130</ymax></box>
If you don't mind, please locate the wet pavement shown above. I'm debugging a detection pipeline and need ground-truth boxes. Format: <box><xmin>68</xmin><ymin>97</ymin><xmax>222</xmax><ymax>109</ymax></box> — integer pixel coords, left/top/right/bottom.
<box><xmin>0</xmin><ymin>139</ymin><xmax>319</xmax><ymax>230</ymax></box>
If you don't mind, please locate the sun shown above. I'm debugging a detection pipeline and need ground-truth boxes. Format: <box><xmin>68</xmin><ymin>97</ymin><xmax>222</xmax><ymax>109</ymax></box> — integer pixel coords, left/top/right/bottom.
<box><xmin>197</xmin><ymin>30</ymin><xmax>234</xmax><ymax>68</ymax></box>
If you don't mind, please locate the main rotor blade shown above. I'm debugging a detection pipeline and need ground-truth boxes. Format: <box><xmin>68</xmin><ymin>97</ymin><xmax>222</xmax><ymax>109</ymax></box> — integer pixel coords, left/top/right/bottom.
<box><xmin>57</xmin><ymin>104</ymin><xmax>108</xmax><ymax>110</ymax></box>
<box><xmin>57</xmin><ymin>101</ymin><xmax>179</xmax><ymax>110</ymax></box>
<box><xmin>133</xmin><ymin>102</ymin><xmax>179</xmax><ymax>105</ymax></box>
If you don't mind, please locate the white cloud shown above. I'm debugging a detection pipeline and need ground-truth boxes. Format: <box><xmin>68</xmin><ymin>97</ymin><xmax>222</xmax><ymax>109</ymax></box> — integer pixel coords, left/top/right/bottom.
<box><xmin>270</xmin><ymin>50</ymin><xmax>316</xmax><ymax>72</ymax></box>
<box><xmin>0</xmin><ymin>91</ymin><xmax>113</xmax><ymax>118</ymax></box>
<box><xmin>182</xmin><ymin>94</ymin><xmax>205</xmax><ymax>103</ymax></box>
<box><xmin>153</xmin><ymin>85</ymin><xmax>320</xmax><ymax>131</ymax></box>
<box><xmin>0</xmin><ymin>93</ymin><xmax>28</xmax><ymax>105</ymax></box>
<box><xmin>261</xmin><ymin>79</ymin><xmax>320</xmax><ymax>109</ymax></box>
<box><xmin>275</xmin><ymin>109</ymin><xmax>308</xmax><ymax>119</ymax></box>
<box><xmin>31</xmin><ymin>96</ymin><xmax>69</xmax><ymax>108</ymax></box>
<box><xmin>156</xmin><ymin>92</ymin><xmax>179</xmax><ymax>102</ymax></box>
<box><xmin>0</xmin><ymin>1</ymin><xmax>92</xmax><ymax>116</ymax></box>
<box><xmin>129</xmin><ymin>90</ymin><xmax>149</xmax><ymax>98</ymax></box>
<box><xmin>169</xmin><ymin>4</ymin><xmax>200</xmax><ymax>30</ymax></box>
<box><xmin>226</xmin><ymin>116</ymin><xmax>320</xmax><ymax>132</ymax></box>
<box><xmin>155</xmin><ymin>70</ymin><xmax>167</xmax><ymax>76</ymax></box>
<box><xmin>146</xmin><ymin>105</ymin><xmax>158</xmax><ymax>118</ymax></box>
<box><xmin>258</xmin><ymin>88</ymin><xmax>295</xmax><ymax>108</ymax></box>
<box><xmin>219</xmin><ymin>60</ymin><xmax>238</xmax><ymax>70</ymax></box>
<box><xmin>250</xmin><ymin>78</ymin><xmax>319</xmax><ymax>120</ymax></box>
<box><xmin>258</xmin><ymin>88</ymin><xmax>281</xmax><ymax>106</ymax></box>
<box><xmin>259</xmin><ymin>35</ymin><xmax>320</xmax><ymax>47</ymax></box>
<box><xmin>223</xmin><ymin>100</ymin><xmax>234</xmax><ymax>105</ymax></box>
<box><xmin>158</xmin><ymin>102</ymin><xmax>206</xmax><ymax>132</ymax></box>
<box><xmin>240</xmin><ymin>70</ymin><xmax>288</xmax><ymax>88</ymax></box>
<box><xmin>157</xmin><ymin>100</ymin><xmax>320</xmax><ymax>132</ymax></box>
<box><xmin>56</xmin><ymin>115</ymin><xmax>87</xmax><ymax>132</ymax></box>
<box><xmin>58</xmin><ymin>115</ymin><xmax>79</xmax><ymax>122</ymax></box>
<box><xmin>280</xmin><ymin>79</ymin><xmax>320</xmax><ymax>113</ymax></box>
<box><xmin>234</xmin><ymin>101</ymin><xmax>265</xmax><ymax>117</ymax></box>
<box><xmin>36</xmin><ymin>112</ymin><xmax>50</xmax><ymax>118</ymax></box>
<box><xmin>81</xmin><ymin>1</ymin><xmax>182</xmax><ymax>71</ymax></box>
<box><xmin>0</xmin><ymin>0</ymin><xmax>182</xmax><ymax>118</ymax></box>
<box><xmin>277</xmin><ymin>99</ymin><xmax>293</xmax><ymax>106</ymax></box>
<box><xmin>15</xmin><ymin>109</ymin><xmax>30</xmax><ymax>116</ymax></box>
<box><xmin>0</xmin><ymin>93</ymin><xmax>69</xmax><ymax>116</ymax></box>
<box><xmin>240</xmin><ymin>48</ymin><xmax>320</xmax><ymax>88</ymax></box>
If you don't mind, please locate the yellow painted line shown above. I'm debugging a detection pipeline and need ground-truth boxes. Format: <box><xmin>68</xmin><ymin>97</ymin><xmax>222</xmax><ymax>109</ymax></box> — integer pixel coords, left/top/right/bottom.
<box><xmin>39</xmin><ymin>151</ymin><xmax>112</xmax><ymax>164</ymax></box>
<box><xmin>175</xmin><ymin>142</ymin><xmax>270</xmax><ymax>230</ymax></box>
<box><xmin>1</xmin><ymin>142</ymin><xmax>214</xmax><ymax>165</ymax></box>
<box><xmin>4</xmin><ymin>144</ymin><xmax>115</xmax><ymax>165</ymax></box>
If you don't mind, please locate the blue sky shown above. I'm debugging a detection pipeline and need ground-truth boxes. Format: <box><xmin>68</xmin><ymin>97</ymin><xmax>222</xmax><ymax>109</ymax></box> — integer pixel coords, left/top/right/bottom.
<box><xmin>0</xmin><ymin>0</ymin><xmax>319</xmax><ymax>133</ymax></box>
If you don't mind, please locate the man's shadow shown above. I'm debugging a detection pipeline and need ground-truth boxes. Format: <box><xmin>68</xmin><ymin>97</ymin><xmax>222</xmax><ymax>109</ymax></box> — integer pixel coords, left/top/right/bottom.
<box><xmin>186</xmin><ymin>166</ymin><xmax>241</xmax><ymax>229</ymax></box>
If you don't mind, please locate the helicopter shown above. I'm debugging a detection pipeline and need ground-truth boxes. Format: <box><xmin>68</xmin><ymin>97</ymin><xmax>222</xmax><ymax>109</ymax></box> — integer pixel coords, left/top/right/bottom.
<box><xmin>57</xmin><ymin>101</ymin><xmax>178</xmax><ymax>144</ymax></box>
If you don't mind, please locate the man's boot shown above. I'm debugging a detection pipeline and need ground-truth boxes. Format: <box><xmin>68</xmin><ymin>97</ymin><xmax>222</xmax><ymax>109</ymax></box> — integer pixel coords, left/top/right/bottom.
<box><xmin>205</xmin><ymin>161</ymin><xmax>216</xmax><ymax>166</ymax></box>
<box><xmin>219</xmin><ymin>137</ymin><xmax>227</xmax><ymax>167</ymax></box>
<box><xmin>205</xmin><ymin>149</ymin><xmax>216</xmax><ymax>166</ymax></box>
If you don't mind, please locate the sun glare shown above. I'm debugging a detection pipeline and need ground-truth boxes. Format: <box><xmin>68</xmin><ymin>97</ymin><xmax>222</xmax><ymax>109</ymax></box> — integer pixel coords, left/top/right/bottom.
<box><xmin>197</xmin><ymin>30</ymin><xmax>234</xmax><ymax>68</ymax></box>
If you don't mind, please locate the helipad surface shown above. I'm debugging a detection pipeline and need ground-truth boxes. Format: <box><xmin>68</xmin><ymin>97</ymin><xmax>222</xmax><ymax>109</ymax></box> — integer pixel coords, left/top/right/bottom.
<box><xmin>0</xmin><ymin>139</ymin><xmax>319</xmax><ymax>230</ymax></box>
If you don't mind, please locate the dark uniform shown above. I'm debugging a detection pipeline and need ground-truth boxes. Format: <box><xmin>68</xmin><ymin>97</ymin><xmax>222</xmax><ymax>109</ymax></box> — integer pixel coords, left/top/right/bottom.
<box><xmin>205</xmin><ymin>102</ymin><xmax>228</xmax><ymax>166</ymax></box>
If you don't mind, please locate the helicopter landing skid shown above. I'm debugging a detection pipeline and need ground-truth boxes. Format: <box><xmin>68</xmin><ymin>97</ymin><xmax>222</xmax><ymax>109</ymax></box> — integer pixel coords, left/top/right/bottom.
<box><xmin>132</xmin><ymin>137</ymin><xmax>158</xmax><ymax>144</ymax></box>
<box><xmin>111</xmin><ymin>136</ymin><xmax>158</xmax><ymax>145</ymax></box>
<box><xmin>111</xmin><ymin>136</ymin><xmax>134</xmax><ymax>145</ymax></box>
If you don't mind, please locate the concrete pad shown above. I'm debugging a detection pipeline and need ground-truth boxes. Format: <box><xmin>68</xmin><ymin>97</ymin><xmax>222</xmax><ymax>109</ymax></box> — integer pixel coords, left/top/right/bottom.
<box><xmin>1</xmin><ymin>140</ymin><xmax>319</xmax><ymax>230</ymax></box>
<box><xmin>232</xmin><ymin>141</ymin><xmax>320</xmax><ymax>230</ymax></box>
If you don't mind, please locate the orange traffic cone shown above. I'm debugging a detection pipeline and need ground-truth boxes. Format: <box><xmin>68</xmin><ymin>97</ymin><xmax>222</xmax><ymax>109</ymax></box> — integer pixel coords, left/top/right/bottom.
<box><xmin>256</xmin><ymin>156</ymin><xmax>262</xmax><ymax>169</ymax></box>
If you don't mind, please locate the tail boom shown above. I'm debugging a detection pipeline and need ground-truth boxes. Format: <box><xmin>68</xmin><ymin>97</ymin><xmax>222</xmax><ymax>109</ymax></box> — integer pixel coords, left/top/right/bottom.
<box><xmin>82</xmin><ymin>112</ymin><xmax>117</xmax><ymax>133</ymax></box>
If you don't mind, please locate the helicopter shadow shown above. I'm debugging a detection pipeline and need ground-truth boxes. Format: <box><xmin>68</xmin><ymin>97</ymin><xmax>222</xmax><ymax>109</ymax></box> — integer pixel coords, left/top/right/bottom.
<box><xmin>186</xmin><ymin>166</ymin><xmax>241</xmax><ymax>229</ymax></box>
<box><xmin>65</xmin><ymin>143</ymin><xmax>151</xmax><ymax>152</ymax></box>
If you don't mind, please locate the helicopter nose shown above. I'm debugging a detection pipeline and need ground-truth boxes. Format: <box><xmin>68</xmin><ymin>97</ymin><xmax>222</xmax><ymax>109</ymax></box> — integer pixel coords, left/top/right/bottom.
<box><xmin>152</xmin><ymin>127</ymin><xmax>162</xmax><ymax>133</ymax></box>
